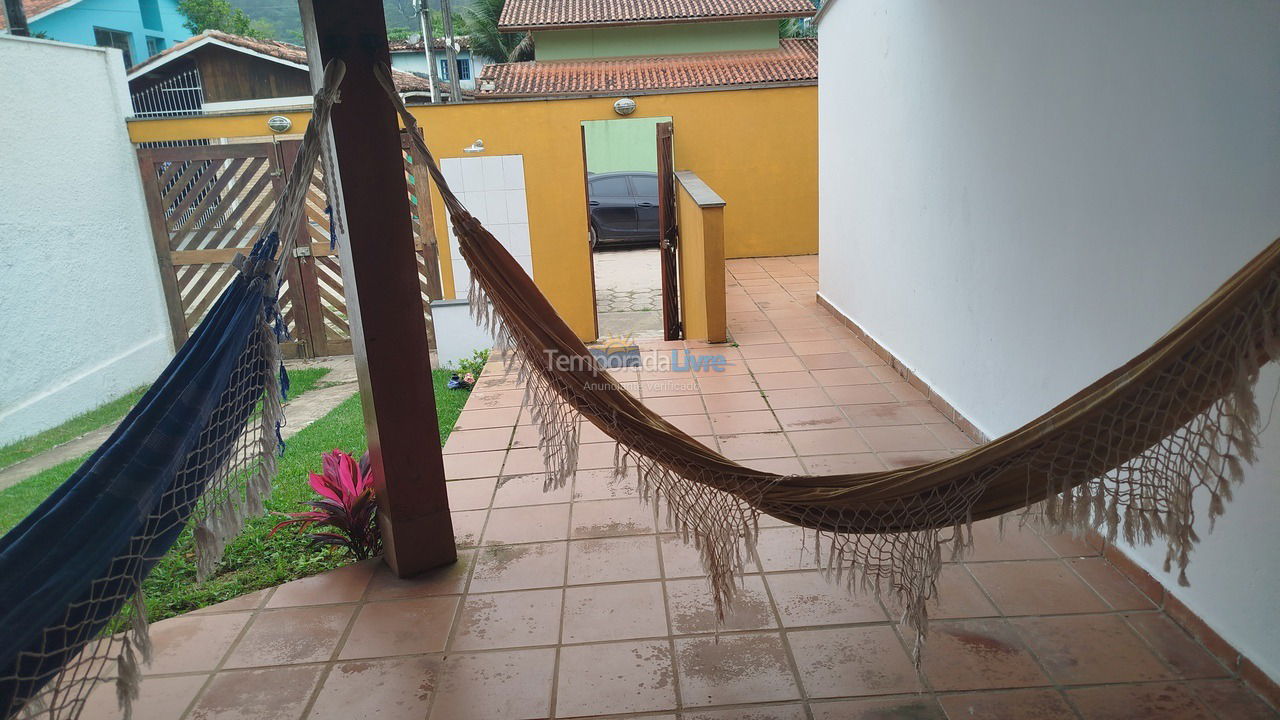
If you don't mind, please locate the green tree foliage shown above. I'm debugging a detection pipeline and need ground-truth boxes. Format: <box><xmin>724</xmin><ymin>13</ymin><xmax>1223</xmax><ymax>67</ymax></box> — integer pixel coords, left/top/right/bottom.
<box><xmin>178</xmin><ymin>0</ymin><xmax>274</xmax><ymax>39</ymax></box>
<box><xmin>463</xmin><ymin>0</ymin><xmax>532</xmax><ymax>62</ymax></box>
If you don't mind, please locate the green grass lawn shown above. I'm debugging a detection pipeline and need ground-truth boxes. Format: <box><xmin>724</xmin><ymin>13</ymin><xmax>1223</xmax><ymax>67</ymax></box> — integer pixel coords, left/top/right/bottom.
<box><xmin>142</xmin><ymin>368</ymin><xmax>470</xmax><ymax>621</ymax></box>
<box><xmin>0</xmin><ymin>368</ymin><xmax>332</xmax><ymax>535</ymax></box>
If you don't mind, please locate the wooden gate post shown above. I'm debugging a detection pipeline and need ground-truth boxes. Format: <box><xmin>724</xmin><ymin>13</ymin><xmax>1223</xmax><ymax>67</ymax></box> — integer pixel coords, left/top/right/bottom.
<box><xmin>300</xmin><ymin>0</ymin><xmax>456</xmax><ymax>576</ymax></box>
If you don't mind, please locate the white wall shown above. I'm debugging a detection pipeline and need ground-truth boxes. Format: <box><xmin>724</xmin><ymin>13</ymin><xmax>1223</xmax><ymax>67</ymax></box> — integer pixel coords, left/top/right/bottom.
<box><xmin>0</xmin><ymin>37</ymin><xmax>173</xmax><ymax>445</ymax></box>
<box><xmin>818</xmin><ymin>0</ymin><xmax>1280</xmax><ymax>680</ymax></box>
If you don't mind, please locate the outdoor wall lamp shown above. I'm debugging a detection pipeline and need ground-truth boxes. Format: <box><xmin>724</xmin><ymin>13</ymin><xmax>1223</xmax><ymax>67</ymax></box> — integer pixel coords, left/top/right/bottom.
<box><xmin>613</xmin><ymin>97</ymin><xmax>637</xmax><ymax>116</ymax></box>
<box><xmin>464</xmin><ymin>139</ymin><xmax>485</xmax><ymax>153</ymax></box>
<box><xmin>267</xmin><ymin>115</ymin><xmax>292</xmax><ymax>133</ymax></box>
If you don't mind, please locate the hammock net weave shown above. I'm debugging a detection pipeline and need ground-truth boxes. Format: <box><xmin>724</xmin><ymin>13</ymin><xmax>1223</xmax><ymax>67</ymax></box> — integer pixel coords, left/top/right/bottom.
<box><xmin>380</xmin><ymin>67</ymin><xmax>1280</xmax><ymax>653</ymax></box>
<box><xmin>0</xmin><ymin>63</ymin><xmax>345</xmax><ymax>720</ymax></box>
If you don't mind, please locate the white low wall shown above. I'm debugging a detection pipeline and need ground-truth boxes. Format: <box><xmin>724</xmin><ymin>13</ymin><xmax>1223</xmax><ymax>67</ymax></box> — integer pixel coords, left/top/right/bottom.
<box><xmin>818</xmin><ymin>0</ymin><xmax>1280</xmax><ymax>680</ymax></box>
<box><xmin>432</xmin><ymin>300</ymin><xmax>496</xmax><ymax>368</ymax></box>
<box><xmin>0</xmin><ymin>37</ymin><xmax>173</xmax><ymax>445</ymax></box>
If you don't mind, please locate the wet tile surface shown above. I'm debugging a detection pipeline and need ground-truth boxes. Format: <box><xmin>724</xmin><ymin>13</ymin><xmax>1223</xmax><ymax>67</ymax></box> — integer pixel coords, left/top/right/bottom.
<box><xmin>106</xmin><ymin>255</ymin><xmax>1279</xmax><ymax>719</ymax></box>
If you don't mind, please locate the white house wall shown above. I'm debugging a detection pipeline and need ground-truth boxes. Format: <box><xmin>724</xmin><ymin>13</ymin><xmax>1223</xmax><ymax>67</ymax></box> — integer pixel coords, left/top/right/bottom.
<box><xmin>0</xmin><ymin>37</ymin><xmax>173</xmax><ymax>445</ymax></box>
<box><xmin>817</xmin><ymin>0</ymin><xmax>1280</xmax><ymax>680</ymax></box>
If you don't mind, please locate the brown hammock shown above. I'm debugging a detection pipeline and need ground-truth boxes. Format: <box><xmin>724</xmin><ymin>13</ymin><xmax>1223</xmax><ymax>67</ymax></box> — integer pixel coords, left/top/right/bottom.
<box><xmin>376</xmin><ymin>68</ymin><xmax>1280</xmax><ymax>652</ymax></box>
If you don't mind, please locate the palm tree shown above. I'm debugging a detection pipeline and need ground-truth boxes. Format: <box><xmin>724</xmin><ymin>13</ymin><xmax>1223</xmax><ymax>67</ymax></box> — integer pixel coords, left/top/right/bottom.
<box><xmin>464</xmin><ymin>0</ymin><xmax>534</xmax><ymax>62</ymax></box>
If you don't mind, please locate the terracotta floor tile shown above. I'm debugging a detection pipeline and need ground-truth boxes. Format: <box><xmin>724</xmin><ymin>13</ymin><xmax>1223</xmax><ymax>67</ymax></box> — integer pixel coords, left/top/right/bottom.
<box><xmin>444</xmin><ymin>450</ymin><xmax>505</xmax><ymax>480</ymax></box>
<box><xmin>732</xmin><ymin>331</ymin><xmax>786</xmax><ymax>346</ymax></box>
<box><xmin>571</xmin><ymin>467</ymin><xmax>640</xmax><ymax>501</ymax></box>
<box><xmin>643</xmin><ymin>394</ymin><xmax>708</xmax><ymax>415</ymax></box>
<box><xmin>568</xmin><ymin>535</ymin><xmax>661</xmax><ymax>584</ymax></box>
<box><xmin>189</xmin><ymin>589</ymin><xmax>269</xmax><ymax>615</ymax></box>
<box><xmin>308</xmin><ymin>655</ymin><xmax>442</xmax><ymax>720</ymax></box>
<box><xmin>466</xmin><ymin>388</ymin><xmax>526</xmax><ymax>409</ymax></box>
<box><xmin>83</xmin><ymin>673</ymin><xmax>207</xmax><ymax>720</ymax></box>
<box><xmin>801</xmin><ymin>453</ymin><xmax>885</xmax><ymax>474</ymax></box>
<box><xmin>717</xmin><ymin>432</ymin><xmax>795</xmax><ymax>460</ymax></box>
<box><xmin>810</xmin><ymin>697</ymin><xmax>944</xmax><ymax>720</ymax></box>
<box><xmin>859</xmin><ymin>424</ymin><xmax>945</xmax><ymax>453</ymax></box>
<box><xmin>809</xmin><ymin>367</ymin><xmax>878</xmax><ymax>386</ymax></box>
<box><xmin>755</xmin><ymin>371</ymin><xmax>817</xmax><ymax>390</ymax></box>
<box><xmin>754</xmin><ymin>526</ymin><xmax>821</xmax><ymax>571</ymax></box>
<box><xmin>788</xmin><ymin>339</ymin><xmax>847</xmax><ymax>355</ymax></box>
<box><xmin>703</xmin><ymin>391</ymin><xmax>770</xmax><ymax>413</ymax></box>
<box><xmin>666</xmin><ymin>575</ymin><xmax>776</xmax><ymax>633</ymax></box>
<box><xmin>789</xmin><ymin>625</ymin><xmax>922</xmax><ymax>698</ymax></box>
<box><xmin>469</xmin><ymin>541</ymin><xmax>567</xmax><ymax>593</ymax></box>
<box><xmin>698</xmin><ymin>373</ymin><xmax>763</xmax><ymax>394</ymax></box>
<box><xmin>1011</xmin><ymin>614</ymin><xmax>1175</xmax><ymax>685</ymax></box>
<box><xmin>571</xmin><ymin>497</ymin><xmax>656</xmax><ymax>538</ymax></box>
<box><xmin>879</xmin><ymin>450</ymin><xmax>956</xmax><ymax>469</ymax></box>
<box><xmin>930</xmin><ymin>565</ymin><xmax>999</xmax><ymax>619</ymax></box>
<box><xmin>452</xmin><ymin>589</ymin><xmax>561</xmax><ymax>650</ymax></box>
<box><xmin>736</xmin><ymin>342</ymin><xmax>796</xmax><ymax>359</ymax></box>
<box><xmin>671</xmin><ymin>413</ymin><xmax>715</xmax><ymax>435</ymax></box>
<box><xmin>266</xmin><ymin>560</ymin><xmax>375</xmax><ymax>608</ymax></box>
<box><xmin>773</xmin><ymin>406</ymin><xmax>848</xmax><ymax>431</ymax></box>
<box><xmin>555</xmin><ymin>640</ymin><xmax>678</xmax><ymax>717</ymax></box>
<box><xmin>919</xmin><ymin>619</ymin><xmax>1050</xmax><ymax>692</ymax></box>
<box><xmin>429</xmin><ymin>649</ymin><xmax>556</xmax><ymax>720</ymax></box>
<box><xmin>640</xmin><ymin>377</ymin><xmax>700</xmax><ymax>398</ymax></box>
<box><xmin>926</xmin><ymin>422</ymin><xmax>977</xmax><ymax>449</ymax></box>
<box><xmin>576</xmin><ymin>441</ymin><xmax>623</xmax><ymax>470</ymax></box>
<box><xmin>843</xmin><ymin>403</ymin><xmax>921</xmax><ymax>427</ymax></box>
<box><xmin>884</xmin><ymin>381</ymin><xmax>928</xmax><ymax>403</ymax></box>
<box><xmin>674</xmin><ymin>632</ymin><xmax>801</xmax><ymax>707</ymax></box>
<box><xmin>763</xmin><ymin>387</ymin><xmax>834</xmax><ymax>409</ymax></box>
<box><xmin>744</xmin><ymin>456</ymin><xmax>808</xmax><ymax>474</ymax></box>
<box><xmin>829</xmin><ymin>384</ymin><xmax>898</xmax><ymax>405</ymax></box>
<box><xmin>451</xmin><ymin>509</ymin><xmax>487</xmax><ymax>547</ymax></box>
<box><xmin>1123</xmin><ymin>612</ymin><xmax>1230</xmax><ymax>678</ymax></box>
<box><xmin>482</xmin><ymin>504</ymin><xmax>571</xmax><ymax>545</ymax></box>
<box><xmin>491</xmin><ymin>473</ymin><xmax>572</xmax><ymax>507</ymax></box>
<box><xmin>365</xmin><ymin>550</ymin><xmax>474</xmax><ymax>600</ymax></box>
<box><xmin>1067</xmin><ymin>682</ymin><xmax>1215</xmax><ymax>719</ymax></box>
<box><xmin>444</xmin><ymin>477</ymin><xmax>497</xmax><ymax>511</ymax></box>
<box><xmin>1067</xmin><ymin>557</ymin><xmax>1157</xmax><ymax>610</ymax></box>
<box><xmin>937</xmin><ymin>689</ymin><xmax>1076</xmax><ymax>720</ymax></box>
<box><xmin>765</xmin><ymin>570</ymin><xmax>886</xmax><ymax>627</ymax></box>
<box><xmin>142</xmin><ymin>611</ymin><xmax>252</xmax><ymax>675</ymax></box>
<box><xmin>961</xmin><ymin>518</ymin><xmax>1057</xmax><ymax>562</ymax></box>
<box><xmin>1038</xmin><ymin>530</ymin><xmax>1103</xmax><ymax>558</ymax></box>
<box><xmin>338</xmin><ymin>595</ymin><xmax>456</xmax><ymax>659</ymax></box>
<box><xmin>660</xmin><ymin>533</ymin><xmax>735</xmax><ymax>578</ymax></box>
<box><xmin>502</xmin><ymin>446</ymin><xmax>550</xmax><ymax>475</ymax></box>
<box><xmin>187</xmin><ymin>665</ymin><xmax>322</xmax><ymax>720</ymax></box>
<box><xmin>779</xmin><ymin>327</ymin><xmax>833</xmax><ymax>343</ymax></box>
<box><xmin>223</xmin><ymin>605</ymin><xmax>353</xmax><ymax>668</ymax></box>
<box><xmin>711</xmin><ymin>410</ymin><xmax>782</xmax><ymax>434</ymax></box>
<box><xmin>453</xmin><ymin>405</ymin><xmax>522</xmax><ymax>431</ymax></box>
<box><xmin>686</xmin><ymin>703</ymin><xmax>808</xmax><ymax>720</ymax></box>
<box><xmin>1188</xmin><ymin>679</ymin><xmax>1280</xmax><ymax>720</ymax></box>
<box><xmin>799</xmin><ymin>352</ymin><xmax>859</xmax><ymax>370</ymax></box>
<box><xmin>443</xmin><ymin>427</ymin><xmax>513</xmax><ymax>454</ymax></box>
<box><xmin>968</xmin><ymin>560</ymin><xmax>1108</xmax><ymax>616</ymax></box>
<box><xmin>563</xmin><ymin>581</ymin><xmax>669</xmax><ymax>643</ymax></box>
<box><xmin>782</xmin><ymin>427</ymin><xmax>866</xmax><ymax>456</ymax></box>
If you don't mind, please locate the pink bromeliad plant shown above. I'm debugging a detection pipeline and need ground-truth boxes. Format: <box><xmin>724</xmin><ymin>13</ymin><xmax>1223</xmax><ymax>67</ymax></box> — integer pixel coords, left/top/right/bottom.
<box><xmin>270</xmin><ymin>449</ymin><xmax>383</xmax><ymax>560</ymax></box>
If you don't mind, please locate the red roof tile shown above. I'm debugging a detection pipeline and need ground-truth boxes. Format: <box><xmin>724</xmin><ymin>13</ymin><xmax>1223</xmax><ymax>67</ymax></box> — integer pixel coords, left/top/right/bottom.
<box><xmin>128</xmin><ymin>31</ymin><xmax>450</xmax><ymax>94</ymax></box>
<box><xmin>476</xmin><ymin>38</ymin><xmax>815</xmax><ymax>97</ymax></box>
<box><xmin>0</xmin><ymin>0</ymin><xmax>76</xmax><ymax>29</ymax></box>
<box><xmin>499</xmin><ymin>0</ymin><xmax>816</xmax><ymax>30</ymax></box>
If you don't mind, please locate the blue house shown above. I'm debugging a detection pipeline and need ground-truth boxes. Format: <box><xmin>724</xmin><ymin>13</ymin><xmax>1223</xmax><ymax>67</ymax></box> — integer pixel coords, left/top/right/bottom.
<box><xmin>3</xmin><ymin>0</ymin><xmax>191</xmax><ymax>67</ymax></box>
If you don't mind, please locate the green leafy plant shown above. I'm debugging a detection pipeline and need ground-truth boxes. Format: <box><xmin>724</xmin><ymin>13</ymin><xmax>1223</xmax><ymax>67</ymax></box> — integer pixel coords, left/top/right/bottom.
<box><xmin>269</xmin><ymin>449</ymin><xmax>382</xmax><ymax>560</ymax></box>
<box><xmin>177</xmin><ymin>0</ymin><xmax>274</xmax><ymax>39</ymax></box>
<box><xmin>452</xmin><ymin>349</ymin><xmax>490</xmax><ymax>381</ymax></box>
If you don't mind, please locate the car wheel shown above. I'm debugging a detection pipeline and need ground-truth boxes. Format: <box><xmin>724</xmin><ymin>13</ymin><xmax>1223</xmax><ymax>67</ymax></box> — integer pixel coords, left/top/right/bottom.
<box><xmin>589</xmin><ymin>225</ymin><xmax>600</xmax><ymax>250</ymax></box>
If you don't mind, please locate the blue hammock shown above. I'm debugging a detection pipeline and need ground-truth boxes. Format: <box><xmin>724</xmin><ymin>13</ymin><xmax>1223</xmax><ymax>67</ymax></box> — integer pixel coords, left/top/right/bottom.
<box><xmin>0</xmin><ymin>235</ymin><xmax>287</xmax><ymax>717</ymax></box>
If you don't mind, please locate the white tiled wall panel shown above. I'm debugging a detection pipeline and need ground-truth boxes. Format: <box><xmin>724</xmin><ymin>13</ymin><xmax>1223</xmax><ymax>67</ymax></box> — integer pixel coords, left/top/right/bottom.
<box><xmin>440</xmin><ymin>155</ymin><xmax>533</xmax><ymax>298</ymax></box>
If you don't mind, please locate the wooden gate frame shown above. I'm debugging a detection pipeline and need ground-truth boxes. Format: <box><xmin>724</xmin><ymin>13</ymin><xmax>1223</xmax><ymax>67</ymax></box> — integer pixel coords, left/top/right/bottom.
<box><xmin>657</xmin><ymin>121</ymin><xmax>683</xmax><ymax>340</ymax></box>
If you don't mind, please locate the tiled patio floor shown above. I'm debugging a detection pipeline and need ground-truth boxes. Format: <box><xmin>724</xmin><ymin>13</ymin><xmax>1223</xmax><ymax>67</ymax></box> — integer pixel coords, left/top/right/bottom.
<box><xmin>92</xmin><ymin>255</ymin><xmax>1278</xmax><ymax>719</ymax></box>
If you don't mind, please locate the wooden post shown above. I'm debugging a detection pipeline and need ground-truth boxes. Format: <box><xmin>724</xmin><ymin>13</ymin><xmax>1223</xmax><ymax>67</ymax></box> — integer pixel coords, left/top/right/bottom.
<box><xmin>300</xmin><ymin>0</ymin><xmax>456</xmax><ymax>576</ymax></box>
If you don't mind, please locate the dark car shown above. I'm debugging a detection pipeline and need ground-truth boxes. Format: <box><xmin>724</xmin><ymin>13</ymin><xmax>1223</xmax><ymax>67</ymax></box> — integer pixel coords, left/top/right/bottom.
<box><xmin>587</xmin><ymin>171</ymin><xmax>660</xmax><ymax>249</ymax></box>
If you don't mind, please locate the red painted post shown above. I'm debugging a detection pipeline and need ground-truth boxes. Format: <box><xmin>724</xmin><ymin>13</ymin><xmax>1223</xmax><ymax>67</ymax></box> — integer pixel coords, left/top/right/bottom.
<box><xmin>299</xmin><ymin>0</ymin><xmax>456</xmax><ymax>576</ymax></box>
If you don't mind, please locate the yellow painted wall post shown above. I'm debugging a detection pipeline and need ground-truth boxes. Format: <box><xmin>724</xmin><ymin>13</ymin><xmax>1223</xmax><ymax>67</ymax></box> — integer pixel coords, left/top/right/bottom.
<box><xmin>675</xmin><ymin>171</ymin><xmax>727</xmax><ymax>343</ymax></box>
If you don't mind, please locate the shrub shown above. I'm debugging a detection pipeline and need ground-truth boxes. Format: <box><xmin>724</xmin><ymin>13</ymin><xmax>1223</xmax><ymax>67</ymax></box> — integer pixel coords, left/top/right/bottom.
<box><xmin>269</xmin><ymin>449</ymin><xmax>382</xmax><ymax>560</ymax></box>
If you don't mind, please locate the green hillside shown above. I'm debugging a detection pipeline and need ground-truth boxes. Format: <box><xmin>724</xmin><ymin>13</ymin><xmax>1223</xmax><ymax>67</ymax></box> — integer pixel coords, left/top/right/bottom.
<box><xmin>229</xmin><ymin>0</ymin><xmax>474</xmax><ymax>43</ymax></box>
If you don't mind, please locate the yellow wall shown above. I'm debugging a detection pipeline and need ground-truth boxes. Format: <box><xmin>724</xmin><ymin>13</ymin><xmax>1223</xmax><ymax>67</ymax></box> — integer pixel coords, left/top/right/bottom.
<box><xmin>677</xmin><ymin>185</ymin><xmax>728</xmax><ymax>343</ymax></box>
<box><xmin>127</xmin><ymin>85</ymin><xmax>817</xmax><ymax>340</ymax></box>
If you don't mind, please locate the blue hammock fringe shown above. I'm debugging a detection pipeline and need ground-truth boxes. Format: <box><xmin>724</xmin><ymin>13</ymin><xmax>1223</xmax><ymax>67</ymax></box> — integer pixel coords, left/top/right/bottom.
<box><xmin>0</xmin><ymin>232</ymin><xmax>288</xmax><ymax>716</ymax></box>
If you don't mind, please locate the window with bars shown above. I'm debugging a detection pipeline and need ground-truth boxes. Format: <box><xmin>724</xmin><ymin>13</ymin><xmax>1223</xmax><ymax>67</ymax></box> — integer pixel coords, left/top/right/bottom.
<box><xmin>94</xmin><ymin>27</ymin><xmax>133</xmax><ymax>67</ymax></box>
<box><xmin>438</xmin><ymin>58</ymin><xmax>471</xmax><ymax>82</ymax></box>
